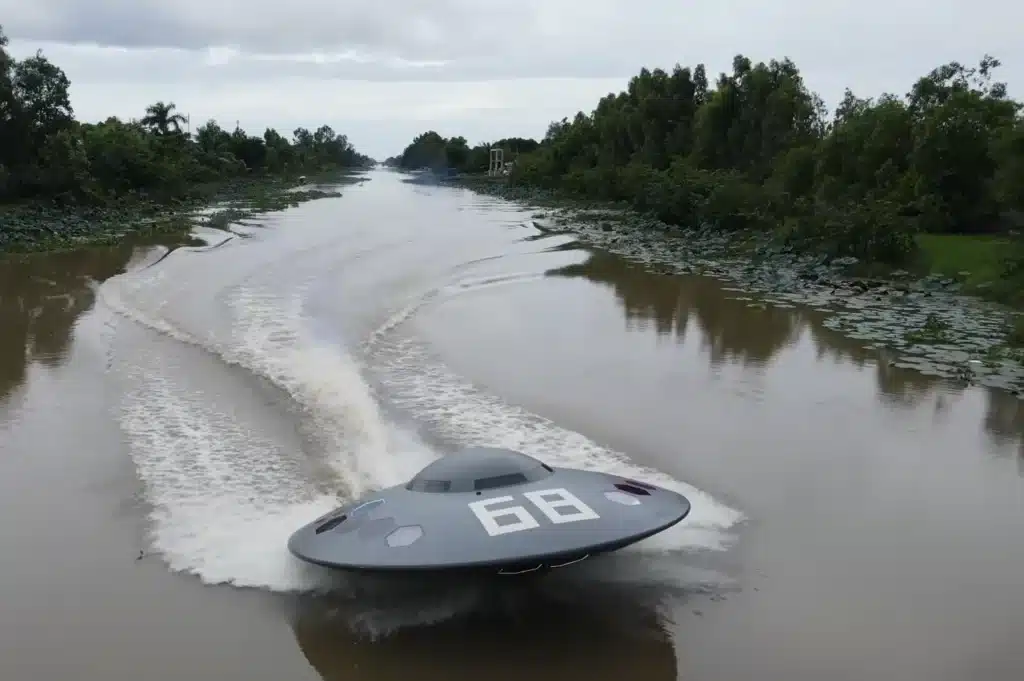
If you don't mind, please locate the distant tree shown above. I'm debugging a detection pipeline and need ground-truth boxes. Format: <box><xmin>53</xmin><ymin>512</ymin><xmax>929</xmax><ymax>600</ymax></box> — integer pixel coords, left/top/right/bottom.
<box><xmin>395</xmin><ymin>52</ymin><xmax>1022</xmax><ymax>267</ymax></box>
<box><xmin>0</xmin><ymin>26</ymin><xmax>374</xmax><ymax>205</ymax></box>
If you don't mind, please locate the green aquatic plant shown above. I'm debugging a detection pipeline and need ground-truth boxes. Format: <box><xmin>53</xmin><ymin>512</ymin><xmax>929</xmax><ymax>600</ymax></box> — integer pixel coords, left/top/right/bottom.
<box><xmin>904</xmin><ymin>313</ymin><xmax>952</xmax><ymax>345</ymax></box>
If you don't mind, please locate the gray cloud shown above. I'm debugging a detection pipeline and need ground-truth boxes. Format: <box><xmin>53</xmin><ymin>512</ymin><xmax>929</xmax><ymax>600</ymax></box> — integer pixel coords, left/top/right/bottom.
<box><xmin>3</xmin><ymin>1</ymin><xmax>1019</xmax><ymax>84</ymax></box>
<box><xmin>1</xmin><ymin>0</ymin><xmax>546</xmax><ymax>59</ymax></box>
<box><xmin>2</xmin><ymin>0</ymin><xmax>1023</xmax><ymax>158</ymax></box>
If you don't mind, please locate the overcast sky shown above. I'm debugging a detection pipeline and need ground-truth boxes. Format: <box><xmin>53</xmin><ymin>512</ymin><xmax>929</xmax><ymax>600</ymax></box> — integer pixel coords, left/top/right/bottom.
<box><xmin>1</xmin><ymin>1</ymin><xmax>1021</xmax><ymax>159</ymax></box>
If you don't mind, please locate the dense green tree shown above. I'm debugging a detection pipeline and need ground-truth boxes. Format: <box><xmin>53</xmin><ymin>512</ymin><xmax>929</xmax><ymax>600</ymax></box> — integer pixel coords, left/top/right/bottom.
<box><xmin>395</xmin><ymin>52</ymin><xmax>1024</xmax><ymax>285</ymax></box>
<box><xmin>140</xmin><ymin>101</ymin><xmax>187</xmax><ymax>136</ymax></box>
<box><xmin>390</xmin><ymin>131</ymin><xmax>539</xmax><ymax>174</ymax></box>
<box><xmin>0</xmin><ymin>25</ymin><xmax>373</xmax><ymax>208</ymax></box>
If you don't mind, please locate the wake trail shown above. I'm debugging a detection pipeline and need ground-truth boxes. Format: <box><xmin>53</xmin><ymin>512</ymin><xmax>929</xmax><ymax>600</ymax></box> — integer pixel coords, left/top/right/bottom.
<box><xmin>98</xmin><ymin>210</ymin><xmax>743</xmax><ymax>605</ymax></box>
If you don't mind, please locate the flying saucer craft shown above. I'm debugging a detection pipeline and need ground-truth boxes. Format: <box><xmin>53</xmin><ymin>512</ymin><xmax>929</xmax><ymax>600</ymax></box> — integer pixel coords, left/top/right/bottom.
<box><xmin>288</xmin><ymin>447</ymin><xmax>691</xmax><ymax>575</ymax></box>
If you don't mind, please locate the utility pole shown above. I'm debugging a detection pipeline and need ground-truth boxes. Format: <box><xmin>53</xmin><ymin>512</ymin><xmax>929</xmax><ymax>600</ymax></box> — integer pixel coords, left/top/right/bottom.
<box><xmin>488</xmin><ymin>147</ymin><xmax>504</xmax><ymax>176</ymax></box>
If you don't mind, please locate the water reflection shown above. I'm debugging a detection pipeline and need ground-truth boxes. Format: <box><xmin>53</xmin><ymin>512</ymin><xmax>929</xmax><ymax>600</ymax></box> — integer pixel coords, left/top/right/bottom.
<box><xmin>984</xmin><ymin>388</ymin><xmax>1024</xmax><ymax>470</ymax></box>
<box><xmin>874</xmin><ymin>355</ymin><xmax>959</xmax><ymax>408</ymax></box>
<box><xmin>0</xmin><ymin>233</ymin><xmax>197</xmax><ymax>405</ymax></box>
<box><xmin>289</xmin><ymin>577</ymin><xmax>677</xmax><ymax>681</ymax></box>
<box><xmin>804</xmin><ymin>311</ymin><xmax>985</xmax><ymax>422</ymax></box>
<box><xmin>804</xmin><ymin>315</ymin><xmax>876</xmax><ymax>368</ymax></box>
<box><xmin>546</xmin><ymin>246</ymin><xmax>1024</xmax><ymax>470</ymax></box>
<box><xmin>548</xmin><ymin>250</ymin><xmax>803</xmax><ymax>366</ymax></box>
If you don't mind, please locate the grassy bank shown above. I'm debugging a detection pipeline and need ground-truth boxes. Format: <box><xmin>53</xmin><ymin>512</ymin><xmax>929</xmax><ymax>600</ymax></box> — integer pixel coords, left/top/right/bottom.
<box><xmin>440</xmin><ymin>170</ymin><xmax>1024</xmax><ymax>394</ymax></box>
<box><xmin>455</xmin><ymin>170</ymin><xmax>1022</xmax><ymax>304</ymax></box>
<box><xmin>916</xmin><ymin>233</ymin><xmax>1020</xmax><ymax>301</ymax></box>
<box><xmin>391</xmin><ymin>52</ymin><xmax>1024</xmax><ymax>336</ymax></box>
<box><xmin>1</xmin><ymin>25</ymin><xmax>374</xmax><ymax>255</ymax></box>
<box><xmin>0</xmin><ymin>171</ymin><xmax>366</xmax><ymax>254</ymax></box>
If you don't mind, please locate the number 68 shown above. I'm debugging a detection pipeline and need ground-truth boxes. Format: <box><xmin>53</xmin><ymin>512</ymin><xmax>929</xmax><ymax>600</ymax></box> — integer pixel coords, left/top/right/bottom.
<box><xmin>468</xmin><ymin>487</ymin><xmax>601</xmax><ymax>536</ymax></box>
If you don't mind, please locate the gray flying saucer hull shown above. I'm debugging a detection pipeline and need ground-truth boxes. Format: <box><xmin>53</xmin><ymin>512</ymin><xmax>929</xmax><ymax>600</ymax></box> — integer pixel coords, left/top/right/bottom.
<box><xmin>288</xmin><ymin>447</ymin><xmax>691</xmax><ymax>574</ymax></box>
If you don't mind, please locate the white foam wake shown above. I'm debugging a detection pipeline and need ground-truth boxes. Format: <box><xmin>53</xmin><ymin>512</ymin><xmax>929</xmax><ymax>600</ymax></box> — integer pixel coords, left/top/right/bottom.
<box><xmin>101</xmin><ymin>271</ymin><xmax>435</xmax><ymax>590</ymax></box>
<box><xmin>117</xmin><ymin>364</ymin><xmax>339</xmax><ymax>591</ymax></box>
<box><xmin>366</xmin><ymin>335</ymin><xmax>745</xmax><ymax>553</ymax></box>
<box><xmin>226</xmin><ymin>287</ymin><xmax>436</xmax><ymax>494</ymax></box>
<box><xmin>98</xmin><ymin>221</ymin><xmax>742</xmax><ymax>596</ymax></box>
<box><xmin>99</xmin><ymin>261</ymin><xmax>436</xmax><ymax>490</ymax></box>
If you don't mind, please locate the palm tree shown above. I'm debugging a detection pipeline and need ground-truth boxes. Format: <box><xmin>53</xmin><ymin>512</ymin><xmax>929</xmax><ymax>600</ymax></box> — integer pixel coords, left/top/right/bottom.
<box><xmin>141</xmin><ymin>101</ymin><xmax>187</xmax><ymax>136</ymax></box>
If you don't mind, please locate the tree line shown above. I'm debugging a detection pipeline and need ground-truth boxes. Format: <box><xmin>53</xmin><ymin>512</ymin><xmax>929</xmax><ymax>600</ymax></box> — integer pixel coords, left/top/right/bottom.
<box><xmin>385</xmin><ymin>131</ymin><xmax>538</xmax><ymax>174</ymax></box>
<box><xmin>393</xmin><ymin>54</ymin><xmax>1024</xmax><ymax>301</ymax></box>
<box><xmin>0</xmin><ymin>25</ymin><xmax>373</xmax><ymax>208</ymax></box>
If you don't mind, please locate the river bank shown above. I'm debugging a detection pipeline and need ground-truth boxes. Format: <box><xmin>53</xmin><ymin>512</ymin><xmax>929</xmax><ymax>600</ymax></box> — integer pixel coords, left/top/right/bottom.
<box><xmin>3</xmin><ymin>169</ymin><xmax>1023</xmax><ymax>681</ymax></box>
<box><xmin>448</xmin><ymin>173</ymin><xmax>1024</xmax><ymax>398</ymax></box>
<box><xmin>0</xmin><ymin>171</ymin><xmax>370</xmax><ymax>254</ymax></box>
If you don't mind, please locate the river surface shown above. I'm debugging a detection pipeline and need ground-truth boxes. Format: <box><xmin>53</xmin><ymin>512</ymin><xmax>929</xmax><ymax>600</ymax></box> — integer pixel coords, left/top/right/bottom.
<box><xmin>2</xmin><ymin>170</ymin><xmax>1023</xmax><ymax>681</ymax></box>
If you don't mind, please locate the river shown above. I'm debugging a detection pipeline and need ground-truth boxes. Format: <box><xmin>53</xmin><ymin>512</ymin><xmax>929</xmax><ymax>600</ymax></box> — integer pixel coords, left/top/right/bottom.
<box><xmin>2</xmin><ymin>170</ymin><xmax>1023</xmax><ymax>681</ymax></box>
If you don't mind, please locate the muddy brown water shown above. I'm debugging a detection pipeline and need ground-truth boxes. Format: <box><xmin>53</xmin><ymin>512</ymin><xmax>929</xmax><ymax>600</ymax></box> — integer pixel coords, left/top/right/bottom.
<box><xmin>1</xmin><ymin>170</ymin><xmax>1023</xmax><ymax>681</ymax></box>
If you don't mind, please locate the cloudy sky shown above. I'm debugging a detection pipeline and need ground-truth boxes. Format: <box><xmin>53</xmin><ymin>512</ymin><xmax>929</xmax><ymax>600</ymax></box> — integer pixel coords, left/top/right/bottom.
<box><xmin>1</xmin><ymin>1</ymin><xmax>1021</xmax><ymax>159</ymax></box>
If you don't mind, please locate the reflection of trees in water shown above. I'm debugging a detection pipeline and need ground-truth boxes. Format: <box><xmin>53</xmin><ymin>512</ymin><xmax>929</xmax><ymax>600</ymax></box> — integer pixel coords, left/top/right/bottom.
<box><xmin>804</xmin><ymin>306</ymin><xmax>964</xmax><ymax>412</ymax></box>
<box><xmin>872</xmin><ymin>355</ymin><xmax>957</xmax><ymax>411</ymax></box>
<box><xmin>547</xmin><ymin>250</ymin><xmax>803</xmax><ymax>366</ymax></box>
<box><xmin>290</xmin><ymin>583</ymin><xmax>678</xmax><ymax>681</ymax></box>
<box><xmin>0</xmin><ymin>233</ymin><xmax>194</xmax><ymax>402</ymax></box>
<box><xmin>804</xmin><ymin>318</ymin><xmax>874</xmax><ymax>369</ymax></box>
<box><xmin>550</xmin><ymin>259</ymin><xmax>692</xmax><ymax>338</ymax></box>
<box><xmin>810</xmin><ymin>310</ymin><xmax>1023</xmax><ymax>463</ymax></box>
<box><xmin>982</xmin><ymin>388</ymin><xmax>1024</xmax><ymax>470</ymax></box>
<box><xmin>545</xmin><ymin>247</ymin><xmax>1024</xmax><ymax>469</ymax></box>
<box><xmin>0</xmin><ymin>249</ymin><xmax>125</xmax><ymax>401</ymax></box>
<box><xmin>694</xmin><ymin>291</ymin><xmax>803</xmax><ymax>367</ymax></box>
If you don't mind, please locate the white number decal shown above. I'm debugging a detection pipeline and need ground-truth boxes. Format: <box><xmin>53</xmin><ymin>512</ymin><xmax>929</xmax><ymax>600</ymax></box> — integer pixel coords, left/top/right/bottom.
<box><xmin>467</xmin><ymin>495</ymin><xmax>540</xmax><ymax>536</ymax></box>
<box><xmin>468</xmin><ymin>487</ymin><xmax>600</xmax><ymax>537</ymax></box>
<box><xmin>523</xmin><ymin>488</ymin><xmax>600</xmax><ymax>524</ymax></box>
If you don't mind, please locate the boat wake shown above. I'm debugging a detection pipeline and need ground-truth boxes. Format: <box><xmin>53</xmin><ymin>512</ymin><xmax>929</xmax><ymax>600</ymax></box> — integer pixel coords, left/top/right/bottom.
<box><xmin>96</xmin><ymin>209</ymin><xmax>744</xmax><ymax>610</ymax></box>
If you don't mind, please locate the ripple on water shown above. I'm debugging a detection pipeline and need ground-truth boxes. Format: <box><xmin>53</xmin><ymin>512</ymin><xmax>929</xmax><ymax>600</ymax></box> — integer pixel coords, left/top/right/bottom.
<box><xmin>96</xmin><ymin>201</ymin><xmax>746</xmax><ymax>601</ymax></box>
